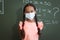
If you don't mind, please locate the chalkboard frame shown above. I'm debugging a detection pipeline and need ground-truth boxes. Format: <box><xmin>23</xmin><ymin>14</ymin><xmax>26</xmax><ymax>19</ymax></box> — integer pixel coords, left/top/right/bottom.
<box><xmin>0</xmin><ymin>0</ymin><xmax>4</xmax><ymax>14</ymax></box>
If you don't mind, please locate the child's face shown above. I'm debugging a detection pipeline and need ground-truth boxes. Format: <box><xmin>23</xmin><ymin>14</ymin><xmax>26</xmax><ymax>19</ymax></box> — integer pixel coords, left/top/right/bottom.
<box><xmin>24</xmin><ymin>6</ymin><xmax>36</xmax><ymax>13</ymax></box>
<box><xmin>24</xmin><ymin>6</ymin><xmax>36</xmax><ymax>20</ymax></box>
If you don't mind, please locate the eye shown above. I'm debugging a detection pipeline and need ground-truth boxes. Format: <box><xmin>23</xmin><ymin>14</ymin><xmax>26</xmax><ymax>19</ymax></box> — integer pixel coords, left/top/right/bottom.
<box><xmin>25</xmin><ymin>11</ymin><xmax>30</xmax><ymax>13</ymax></box>
<box><xmin>31</xmin><ymin>10</ymin><xmax>33</xmax><ymax>13</ymax></box>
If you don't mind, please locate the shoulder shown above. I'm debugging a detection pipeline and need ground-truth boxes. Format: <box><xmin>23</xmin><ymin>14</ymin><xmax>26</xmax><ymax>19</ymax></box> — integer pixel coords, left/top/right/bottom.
<box><xmin>38</xmin><ymin>21</ymin><xmax>44</xmax><ymax>30</ymax></box>
<box><xmin>19</xmin><ymin>21</ymin><xmax>22</xmax><ymax>24</ymax></box>
<box><xmin>38</xmin><ymin>21</ymin><xmax>43</xmax><ymax>25</ymax></box>
<box><xmin>19</xmin><ymin>21</ymin><xmax>23</xmax><ymax>25</ymax></box>
<box><xmin>19</xmin><ymin>21</ymin><xmax>23</xmax><ymax>26</ymax></box>
<box><xmin>19</xmin><ymin>21</ymin><xmax>23</xmax><ymax>30</ymax></box>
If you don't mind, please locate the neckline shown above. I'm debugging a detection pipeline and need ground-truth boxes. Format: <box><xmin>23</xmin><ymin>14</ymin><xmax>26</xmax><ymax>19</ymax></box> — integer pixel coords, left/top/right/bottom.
<box><xmin>25</xmin><ymin>20</ymin><xmax>35</xmax><ymax>23</ymax></box>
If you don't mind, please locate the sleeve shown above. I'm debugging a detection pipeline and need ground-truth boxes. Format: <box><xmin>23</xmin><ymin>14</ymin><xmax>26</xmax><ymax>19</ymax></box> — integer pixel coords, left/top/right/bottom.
<box><xmin>19</xmin><ymin>21</ymin><xmax>23</xmax><ymax>30</ymax></box>
<box><xmin>38</xmin><ymin>21</ymin><xmax>44</xmax><ymax>30</ymax></box>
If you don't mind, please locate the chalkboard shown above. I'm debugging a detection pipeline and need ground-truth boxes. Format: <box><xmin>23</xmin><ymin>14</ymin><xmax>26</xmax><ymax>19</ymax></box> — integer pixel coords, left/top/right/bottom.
<box><xmin>0</xmin><ymin>0</ymin><xmax>60</xmax><ymax>40</ymax></box>
<box><xmin>20</xmin><ymin>0</ymin><xmax>60</xmax><ymax>25</ymax></box>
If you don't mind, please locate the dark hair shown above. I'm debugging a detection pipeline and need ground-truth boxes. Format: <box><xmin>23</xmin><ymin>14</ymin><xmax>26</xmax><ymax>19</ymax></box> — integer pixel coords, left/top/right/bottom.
<box><xmin>21</xmin><ymin>3</ymin><xmax>40</xmax><ymax>39</ymax></box>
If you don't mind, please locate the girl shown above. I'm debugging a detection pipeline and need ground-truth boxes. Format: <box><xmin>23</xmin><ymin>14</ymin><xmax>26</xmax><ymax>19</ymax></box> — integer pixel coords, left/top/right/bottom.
<box><xmin>18</xmin><ymin>3</ymin><xmax>44</xmax><ymax>40</ymax></box>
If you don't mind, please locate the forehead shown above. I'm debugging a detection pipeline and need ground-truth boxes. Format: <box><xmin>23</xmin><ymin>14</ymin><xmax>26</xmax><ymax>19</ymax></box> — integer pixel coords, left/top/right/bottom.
<box><xmin>25</xmin><ymin>6</ymin><xmax>35</xmax><ymax>11</ymax></box>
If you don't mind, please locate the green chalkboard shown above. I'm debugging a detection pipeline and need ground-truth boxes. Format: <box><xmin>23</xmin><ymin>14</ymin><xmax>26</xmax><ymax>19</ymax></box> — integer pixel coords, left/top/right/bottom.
<box><xmin>0</xmin><ymin>0</ymin><xmax>60</xmax><ymax>40</ymax></box>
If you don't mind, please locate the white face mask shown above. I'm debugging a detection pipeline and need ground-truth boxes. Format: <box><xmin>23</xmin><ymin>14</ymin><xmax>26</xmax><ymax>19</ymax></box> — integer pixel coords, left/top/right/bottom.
<box><xmin>25</xmin><ymin>12</ymin><xmax>35</xmax><ymax>20</ymax></box>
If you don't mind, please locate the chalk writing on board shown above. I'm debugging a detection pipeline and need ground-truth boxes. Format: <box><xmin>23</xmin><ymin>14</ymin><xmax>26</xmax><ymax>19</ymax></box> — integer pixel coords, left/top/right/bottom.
<box><xmin>39</xmin><ymin>19</ymin><xmax>59</xmax><ymax>24</ymax></box>
<box><xmin>53</xmin><ymin>7</ymin><xmax>59</xmax><ymax>18</ymax></box>
<box><xmin>23</xmin><ymin>0</ymin><xmax>60</xmax><ymax>24</ymax></box>
<box><xmin>23</xmin><ymin>0</ymin><xmax>52</xmax><ymax>6</ymax></box>
<box><xmin>43</xmin><ymin>1</ymin><xmax>51</xmax><ymax>6</ymax></box>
